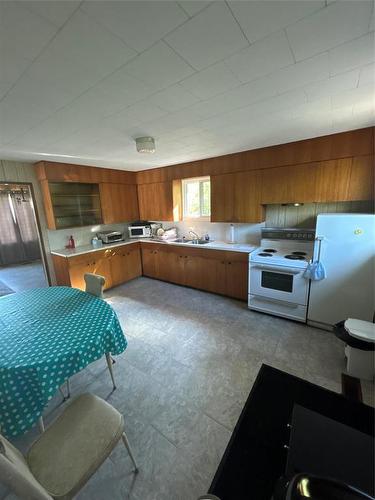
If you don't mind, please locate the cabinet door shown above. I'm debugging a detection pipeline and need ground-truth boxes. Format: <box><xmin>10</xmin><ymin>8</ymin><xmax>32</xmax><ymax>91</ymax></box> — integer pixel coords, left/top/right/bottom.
<box><xmin>211</xmin><ymin>171</ymin><xmax>264</xmax><ymax>222</ymax></box>
<box><xmin>200</xmin><ymin>256</ymin><xmax>226</xmax><ymax>295</ymax></box>
<box><xmin>225</xmin><ymin>252</ymin><xmax>248</xmax><ymax>301</ymax></box>
<box><xmin>109</xmin><ymin>250</ymin><xmax>128</xmax><ymax>287</ymax></box>
<box><xmin>100</xmin><ymin>183</ymin><xmax>139</xmax><ymax>223</ymax></box>
<box><xmin>261</xmin><ymin>163</ymin><xmax>318</xmax><ymax>204</ymax></box>
<box><xmin>141</xmin><ymin>245</ymin><xmax>158</xmax><ymax>277</ymax></box>
<box><xmin>211</xmin><ymin>174</ymin><xmax>235</xmax><ymax>222</ymax></box>
<box><xmin>68</xmin><ymin>252</ymin><xmax>111</xmax><ymax>291</ymax></box>
<box><xmin>348</xmin><ymin>155</ymin><xmax>374</xmax><ymax>201</ymax></box>
<box><xmin>124</xmin><ymin>245</ymin><xmax>142</xmax><ymax>281</ymax></box>
<box><xmin>184</xmin><ymin>255</ymin><xmax>205</xmax><ymax>289</ymax></box>
<box><xmin>315</xmin><ymin>158</ymin><xmax>352</xmax><ymax>202</ymax></box>
<box><xmin>137</xmin><ymin>182</ymin><xmax>173</xmax><ymax>221</ymax></box>
<box><xmin>156</xmin><ymin>247</ymin><xmax>184</xmax><ymax>284</ymax></box>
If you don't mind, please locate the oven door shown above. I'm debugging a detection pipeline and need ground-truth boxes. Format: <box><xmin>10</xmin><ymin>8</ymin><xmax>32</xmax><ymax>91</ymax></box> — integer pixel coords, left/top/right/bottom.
<box><xmin>249</xmin><ymin>263</ymin><xmax>308</xmax><ymax>305</ymax></box>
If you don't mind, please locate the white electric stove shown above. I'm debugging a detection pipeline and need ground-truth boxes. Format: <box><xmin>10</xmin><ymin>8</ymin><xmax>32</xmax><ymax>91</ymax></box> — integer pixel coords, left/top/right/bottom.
<box><xmin>249</xmin><ymin>228</ymin><xmax>315</xmax><ymax>322</ymax></box>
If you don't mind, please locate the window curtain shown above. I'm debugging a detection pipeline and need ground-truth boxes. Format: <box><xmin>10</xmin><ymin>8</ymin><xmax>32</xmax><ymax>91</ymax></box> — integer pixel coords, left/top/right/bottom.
<box><xmin>0</xmin><ymin>189</ymin><xmax>41</xmax><ymax>266</ymax></box>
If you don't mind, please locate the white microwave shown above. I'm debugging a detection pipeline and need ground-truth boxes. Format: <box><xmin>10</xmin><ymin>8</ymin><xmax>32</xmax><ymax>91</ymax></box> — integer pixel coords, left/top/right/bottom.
<box><xmin>128</xmin><ymin>225</ymin><xmax>151</xmax><ymax>238</ymax></box>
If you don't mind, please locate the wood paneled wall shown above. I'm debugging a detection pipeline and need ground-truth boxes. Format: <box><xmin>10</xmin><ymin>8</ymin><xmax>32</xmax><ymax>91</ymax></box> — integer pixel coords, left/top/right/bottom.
<box><xmin>136</xmin><ymin>127</ymin><xmax>374</xmax><ymax>184</ymax></box>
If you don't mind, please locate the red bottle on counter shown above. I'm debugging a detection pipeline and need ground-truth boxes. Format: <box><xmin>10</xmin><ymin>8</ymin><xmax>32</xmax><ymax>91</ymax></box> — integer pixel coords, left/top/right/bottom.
<box><xmin>67</xmin><ymin>235</ymin><xmax>75</xmax><ymax>249</ymax></box>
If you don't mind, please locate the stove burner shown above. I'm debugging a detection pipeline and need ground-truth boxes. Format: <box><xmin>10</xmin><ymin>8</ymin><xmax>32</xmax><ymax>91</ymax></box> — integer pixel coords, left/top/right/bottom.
<box><xmin>292</xmin><ymin>251</ymin><xmax>307</xmax><ymax>256</ymax></box>
<box><xmin>285</xmin><ymin>254</ymin><xmax>306</xmax><ymax>260</ymax></box>
<box><xmin>258</xmin><ymin>252</ymin><xmax>273</xmax><ymax>257</ymax></box>
<box><xmin>263</xmin><ymin>248</ymin><xmax>277</xmax><ymax>253</ymax></box>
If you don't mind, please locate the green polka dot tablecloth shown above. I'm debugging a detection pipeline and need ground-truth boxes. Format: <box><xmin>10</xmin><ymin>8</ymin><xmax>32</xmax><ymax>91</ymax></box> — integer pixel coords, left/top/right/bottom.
<box><xmin>0</xmin><ymin>286</ymin><xmax>127</xmax><ymax>438</ymax></box>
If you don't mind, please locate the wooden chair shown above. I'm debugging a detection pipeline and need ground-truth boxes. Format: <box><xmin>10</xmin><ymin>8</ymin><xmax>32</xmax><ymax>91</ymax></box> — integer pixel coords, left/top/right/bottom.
<box><xmin>0</xmin><ymin>393</ymin><xmax>138</xmax><ymax>500</ymax></box>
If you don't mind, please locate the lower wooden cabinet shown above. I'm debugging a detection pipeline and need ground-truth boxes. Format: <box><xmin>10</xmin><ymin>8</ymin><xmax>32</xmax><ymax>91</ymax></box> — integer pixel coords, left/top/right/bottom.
<box><xmin>53</xmin><ymin>242</ymin><xmax>249</xmax><ymax>300</ymax></box>
<box><xmin>52</xmin><ymin>243</ymin><xmax>142</xmax><ymax>291</ymax></box>
<box><xmin>140</xmin><ymin>243</ymin><xmax>248</xmax><ymax>300</ymax></box>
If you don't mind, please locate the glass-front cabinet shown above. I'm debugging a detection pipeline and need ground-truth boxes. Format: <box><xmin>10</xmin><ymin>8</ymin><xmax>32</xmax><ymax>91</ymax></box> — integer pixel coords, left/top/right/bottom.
<box><xmin>49</xmin><ymin>182</ymin><xmax>103</xmax><ymax>229</ymax></box>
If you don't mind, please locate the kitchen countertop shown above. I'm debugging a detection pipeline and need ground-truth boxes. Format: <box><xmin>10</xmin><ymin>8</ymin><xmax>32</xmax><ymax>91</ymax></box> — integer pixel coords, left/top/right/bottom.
<box><xmin>51</xmin><ymin>238</ymin><xmax>257</xmax><ymax>258</ymax></box>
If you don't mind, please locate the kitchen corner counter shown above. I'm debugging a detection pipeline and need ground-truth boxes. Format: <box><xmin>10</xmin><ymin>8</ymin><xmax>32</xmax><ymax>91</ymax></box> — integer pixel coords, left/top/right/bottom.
<box><xmin>51</xmin><ymin>239</ymin><xmax>257</xmax><ymax>258</ymax></box>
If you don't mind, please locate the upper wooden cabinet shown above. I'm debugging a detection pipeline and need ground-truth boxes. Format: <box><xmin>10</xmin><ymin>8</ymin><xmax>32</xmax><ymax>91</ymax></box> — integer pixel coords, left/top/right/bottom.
<box><xmin>99</xmin><ymin>183</ymin><xmax>139</xmax><ymax>224</ymax></box>
<box><xmin>261</xmin><ymin>155</ymin><xmax>374</xmax><ymax>204</ymax></box>
<box><xmin>211</xmin><ymin>170</ymin><xmax>264</xmax><ymax>222</ymax></box>
<box><xmin>137</xmin><ymin>181</ymin><xmax>174</xmax><ymax>221</ymax></box>
<box><xmin>348</xmin><ymin>155</ymin><xmax>374</xmax><ymax>201</ymax></box>
<box><xmin>35</xmin><ymin>161</ymin><xmax>136</xmax><ymax>185</ymax></box>
<box><xmin>261</xmin><ymin>163</ymin><xmax>318</xmax><ymax>205</ymax></box>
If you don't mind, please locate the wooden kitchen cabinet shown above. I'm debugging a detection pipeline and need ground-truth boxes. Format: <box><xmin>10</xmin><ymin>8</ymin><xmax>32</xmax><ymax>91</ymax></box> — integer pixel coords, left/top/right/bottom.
<box><xmin>211</xmin><ymin>171</ymin><xmax>264</xmax><ymax>222</ymax></box>
<box><xmin>314</xmin><ymin>158</ymin><xmax>352</xmax><ymax>202</ymax></box>
<box><xmin>261</xmin><ymin>163</ymin><xmax>318</xmax><ymax>204</ymax></box>
<box><xmin>224</xmin><ymin>252</ymin><xmax>249</xmax><ymax>300</ymax></box>
<box><xmin>52</xmin><ymin>243</ymin><xmax>141</xmax><ymax>291</ymax></box>
<box><xmin>348</xmin><ymin>155</ymin><xmax>374</xmax><ymax>201</ymax></box>
<box><xmin>137</xmin><ymin>181</ymin><xmax>173</xmax><ymax>221</ymax></box>
<box><xmin>109</xmin><ymin>243</ymin><xmax>142</xmax><ymax>286</ymax></box>
<box><xmin>99</xmin><ymin>183</ymin><xmax>139</xmax><ymax>223</ymax></box>
<box><xmin>140</xmin><ymin>243</ymin><xmax>248</xmax><ymax>300</ymax></box>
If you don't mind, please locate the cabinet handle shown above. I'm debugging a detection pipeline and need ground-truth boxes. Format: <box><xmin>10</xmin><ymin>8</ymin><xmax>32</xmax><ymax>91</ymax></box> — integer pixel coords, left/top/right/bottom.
<box><xmin>228</xmin><ymin>262</ymin><xmax>232</xmax><ymax>265</ymax></box>
<box><xmin>184</xmin><ymin>256</ymin><xmax>188</xmax><ymax>259</ymax></box>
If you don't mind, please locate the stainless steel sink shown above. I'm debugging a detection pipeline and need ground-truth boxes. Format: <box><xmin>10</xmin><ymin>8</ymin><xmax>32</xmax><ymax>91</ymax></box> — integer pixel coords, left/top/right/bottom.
<box><xmin>186</xmin><ymin>240</ymin><xmax>209</xmax><ymax>245</ymax></box>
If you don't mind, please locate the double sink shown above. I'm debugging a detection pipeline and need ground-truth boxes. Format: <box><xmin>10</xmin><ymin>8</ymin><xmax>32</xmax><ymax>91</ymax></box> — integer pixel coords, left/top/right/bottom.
<box><xmin>174</xmin><ymin>238</ymin><xmax>209</xmax><ymax>245</ymax></box>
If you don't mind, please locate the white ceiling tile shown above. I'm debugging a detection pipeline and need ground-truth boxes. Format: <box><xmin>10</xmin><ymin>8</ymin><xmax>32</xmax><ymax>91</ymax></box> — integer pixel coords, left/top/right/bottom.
<box><xmin>149</xmin><ymin>85</ymin><xmax>200</xmax><ymax>112</ymax></box>
<box><xmin>0</xmin><ymin>2</ymin><xmax>58</xmax><ymax>96</ymax></box>
<box><xmin>47</xmin><ymin>10</ymin><xmax>137</xmax><ymax>80</ymax></box>
<box><xmin>104</xmin><ymin>101</ymin><xmax>168</xmax><ymax>132</ymax></box>
<box><xmin>81</xmin><ymin>1</ymin><xmax>188</xmax><ymax>52</ymax></box>
<box><xmin>229</xmin><ymin>0</ymin><xmax>325</xmax><ymax>44</ymax></box>
<box><xmin>286</xmin><ymin>1</ymin><xmax>373</xmax><ymax>61</ymax></box>
<box><xmin>358</xmin><ymin>63</ymin><xmax>375</xmax><ymax>87</ymax></box>
<box><xmin>0</xmin><ymin>2</ymin><xmax>57</xmax><ymax>61</ymax></box>
<box><xmin>331</xmin><ymin>83</ymin><xmax>375</xmax><ymax>109</ymax></box>
<box><xmin>165</xmin><ymin>2</ymin><xmax>248</xmax><ymax>70</ymax></box>
<box><xmin>304</xmin><ymin>69</ymin><xmax>359</xmax><ymax>101</ymax></box>
<box><xmin>189</xmin><ymin>74</ymin><xmax>278</xmax><ymax>119</ymax></box>
<box><xmin>19</xmin><ymin>1</ymin><xmax>80</xmax><ymax>27</ymax></box>
<box><xmin>177</xmin><ymin>1</ymin><xmax>212</xmax><ymax>17</ymax></box>
<box><xmin>226</xmin><ymin>31</ymin><xmax>294</xmax><ymax>83</ymax></box>
<box><xmin>329</xmin><ymin>32</ymin><xmax>375</xmax><ymax>76</ymax></box>
<box><xmin>268</xmin><ymin>52</ymin><xmax>330</xmax><ymax>95</ymax></box>
<box><xmin>179</xmin><ymin>61</ymin><xmax>240</xmax><ymax>99</ymax></box>
<box><xmin>123</xmin><ymin>41</ymin><xmax>195</xmax><ymax>90</ymax></box>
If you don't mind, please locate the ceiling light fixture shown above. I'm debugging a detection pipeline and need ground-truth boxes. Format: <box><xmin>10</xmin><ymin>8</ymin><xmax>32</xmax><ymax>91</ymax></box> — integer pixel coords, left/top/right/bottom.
<box><xmin>135</xmin><ymin>136</ymin><xmax>156</xmax><ymax>154</ymax></box>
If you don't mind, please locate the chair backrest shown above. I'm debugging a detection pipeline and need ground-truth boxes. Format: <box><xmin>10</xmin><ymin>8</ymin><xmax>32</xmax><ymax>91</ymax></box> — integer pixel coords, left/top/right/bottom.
<box><xmin>0</xmin><ymin>435</ymin><xmax>52</xmax><ymax>500</ymax></box>
<box><xmin>84</xmin><ymin>273</ymin><xmax>105</xmax><ymax>298</ymax></box>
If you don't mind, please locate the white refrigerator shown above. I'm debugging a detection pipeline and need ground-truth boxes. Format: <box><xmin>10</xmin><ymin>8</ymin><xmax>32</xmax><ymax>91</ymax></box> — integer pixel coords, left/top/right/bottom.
<box><xmin>307</xmin><ymin>213</ymin><xmax>375</xmax><ymax>329</ymax></box>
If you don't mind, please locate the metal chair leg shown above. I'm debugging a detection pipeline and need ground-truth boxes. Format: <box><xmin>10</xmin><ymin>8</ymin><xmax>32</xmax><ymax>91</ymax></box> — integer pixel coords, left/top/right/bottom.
<box><xmin>105</xmin><ymin>352</ymin><xmax>116</xmax><ymax>390</ymax></box>
<box><xmin>59</xmin><ymin>379</ymin><xmax>71</xmax><ymax>400</ymax></box>
<box><xmin>121</xmin><ymin>431</ymin><xmax>138</xmax><ymax>472</ymax></box>
<box><xmin>38</xmin><ymin>416</ymin><xmax>45</xmax><ymax>433</ymax></box>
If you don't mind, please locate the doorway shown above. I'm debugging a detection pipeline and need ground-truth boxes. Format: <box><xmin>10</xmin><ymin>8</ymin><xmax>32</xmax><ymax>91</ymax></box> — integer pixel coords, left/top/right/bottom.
<box><xmin>0</xmin><ymin>182</ymin><xmax>48</xmax><ymax>296</ymax></box>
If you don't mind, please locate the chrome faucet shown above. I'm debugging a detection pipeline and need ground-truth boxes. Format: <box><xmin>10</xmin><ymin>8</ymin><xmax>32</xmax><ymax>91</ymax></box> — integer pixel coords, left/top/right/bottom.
<box><xmin>188</xmin><ymin>230</ymin><xmax>200</xmax><ymax>242</ymax></box>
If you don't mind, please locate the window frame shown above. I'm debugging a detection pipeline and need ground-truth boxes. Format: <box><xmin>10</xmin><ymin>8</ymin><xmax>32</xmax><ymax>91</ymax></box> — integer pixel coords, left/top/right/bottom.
<box><xmin>182</xmin><ymin>176</ymin><xmax>211</xmax><ymax>221</ymax></box>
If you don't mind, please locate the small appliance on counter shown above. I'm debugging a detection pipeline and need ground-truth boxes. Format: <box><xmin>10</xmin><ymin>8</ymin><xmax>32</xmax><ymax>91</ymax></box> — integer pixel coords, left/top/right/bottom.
<box><xmin>97</xmin><ymin>230</ymin><xmax>124</xmax><ymax>244</ymax></box>
<box><xmin>128</xmin><ymin>221</ymin><xmax>152</xmax><ymax>238</ymax></box>
<box><xmin>248</xmin><ymin>228</ymin><xmax>315</xmax><ymax>322</ymax></box>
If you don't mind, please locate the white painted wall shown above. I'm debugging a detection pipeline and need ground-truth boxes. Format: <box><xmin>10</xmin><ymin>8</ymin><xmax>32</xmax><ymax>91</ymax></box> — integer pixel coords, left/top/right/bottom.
<box><xmin>153</xmin><ymin>220</ymin><xmax>264</xmax><ymax>245</ymax></box>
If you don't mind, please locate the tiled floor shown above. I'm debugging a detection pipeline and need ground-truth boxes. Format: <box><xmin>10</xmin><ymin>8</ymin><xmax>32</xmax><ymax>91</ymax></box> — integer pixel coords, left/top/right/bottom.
<box><xmin>0</xmin><ymin>261</ymin><xmax>47</xmax><ymax>293</ymax></box>
<box><xmin>3</xmin><ymin>277</ymin><xmax>374</xmax><ymax>500</ymax></box>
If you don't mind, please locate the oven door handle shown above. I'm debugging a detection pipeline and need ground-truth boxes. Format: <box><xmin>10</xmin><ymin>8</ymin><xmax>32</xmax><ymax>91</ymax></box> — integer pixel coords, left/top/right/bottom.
<box><xmin>251</xmin><ymin>264</ymin><xmax>302</xmax><ymax>275</ymax></box>
<box><xmin>251</xmin><ymin>294</ymin><xmax>299</xmax><ymax>308</ymax></box>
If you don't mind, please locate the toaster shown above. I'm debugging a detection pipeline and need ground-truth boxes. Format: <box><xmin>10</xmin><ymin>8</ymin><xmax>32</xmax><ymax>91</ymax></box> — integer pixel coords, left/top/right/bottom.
<box><xmin>97</xmin><ymin>231</ymin><xmax>124</xmax><ymax>244</ymax></box>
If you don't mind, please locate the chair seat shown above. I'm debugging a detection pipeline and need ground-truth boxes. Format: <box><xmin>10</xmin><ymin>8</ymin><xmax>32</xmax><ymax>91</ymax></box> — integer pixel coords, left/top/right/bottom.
<box><xmin>27</xmin><ymin>393</ymin><xmax>124</xmax><ymax>499</ymax></box>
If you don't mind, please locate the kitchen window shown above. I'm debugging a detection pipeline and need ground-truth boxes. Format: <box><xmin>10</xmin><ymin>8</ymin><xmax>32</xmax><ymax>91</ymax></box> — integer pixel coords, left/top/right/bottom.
<box><xmin>182</xmin><ymin>177</ymin><xmax>211</xmax><ymax>220</ymax></box>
